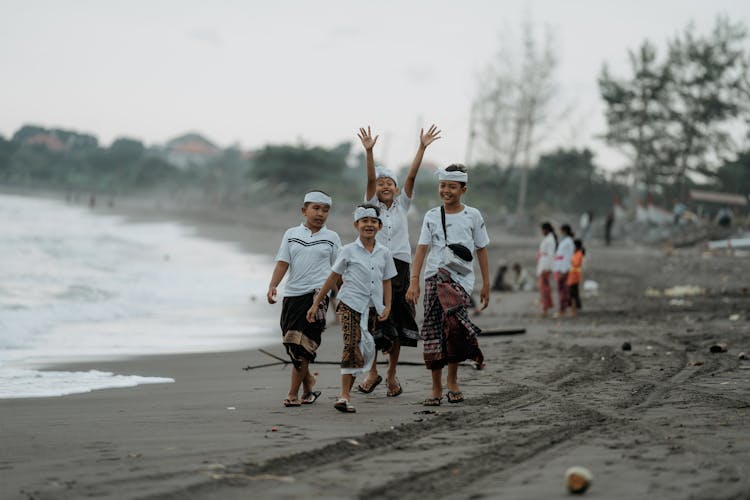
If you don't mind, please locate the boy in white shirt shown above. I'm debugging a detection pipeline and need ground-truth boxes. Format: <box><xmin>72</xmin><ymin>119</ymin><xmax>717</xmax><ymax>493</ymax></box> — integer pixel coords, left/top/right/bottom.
<box><xmin>537</xmin><ymin>222</ymin><xmax>557</xmax><ymax>317</ymax></box>
<box><xmin>356</xmin><ymin>124</ymin><xmax>441</xmax><ymax>397</ymax></box>
<box><xmin>406</xmin><ymin>165</ymin><xmax>490</xmax><ymax>406</ymax></box>
<box><xmin>307</xmin><ymin>204</ymin><xmax>397</xmax><ymax>413</ymax></box>
<box><xmin>267</xmin><ymin>191</ymin><xmax>341</xmax><ymax>407</ymax></box>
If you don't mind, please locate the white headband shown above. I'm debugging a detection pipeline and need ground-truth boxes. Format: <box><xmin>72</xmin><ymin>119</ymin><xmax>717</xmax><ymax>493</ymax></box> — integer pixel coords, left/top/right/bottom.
<box><xmin>438</xmin><ymin>169</ymin><xmax>468</xmax><ymax>183</ymax></box>
<box><xmin>354</xmin><ymin>206</ymin><xmax>380</xmax><ymax>222</ymax></box>
<box><xmin>375</xmin><ymin>166</ymin><xmax>398</xmax><ymax>186</ymax></box>
<box><xmin>303</xmin><ymin>191</ymin><xmax>332</xmax><ymax>206</ymax></box>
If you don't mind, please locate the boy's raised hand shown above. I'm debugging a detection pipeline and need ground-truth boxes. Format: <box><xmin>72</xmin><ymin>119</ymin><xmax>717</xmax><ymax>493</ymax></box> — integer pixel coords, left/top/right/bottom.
<box><xmin>357</xmin><ymin>126</ymin><xmax>379</xmax><ymax>151</ymax></box>
<box><xmin>420</xmin><ymin>124</ymin><xmax>441</xmax><ymax>149</ymax></box>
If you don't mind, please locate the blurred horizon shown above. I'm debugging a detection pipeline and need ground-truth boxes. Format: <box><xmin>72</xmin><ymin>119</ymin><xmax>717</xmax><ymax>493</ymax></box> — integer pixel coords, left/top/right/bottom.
<box><xmin>2</xmin><ymin>0</ymin><xmax>749</xmax><ymax>172</ymax></box>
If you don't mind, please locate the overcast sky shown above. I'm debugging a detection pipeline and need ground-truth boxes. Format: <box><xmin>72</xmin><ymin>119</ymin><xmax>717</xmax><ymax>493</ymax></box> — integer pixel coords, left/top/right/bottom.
<box><xmin>2</xmin><ymin>0</ymin><xmax>749</xmax><ymax>172</ymax></box>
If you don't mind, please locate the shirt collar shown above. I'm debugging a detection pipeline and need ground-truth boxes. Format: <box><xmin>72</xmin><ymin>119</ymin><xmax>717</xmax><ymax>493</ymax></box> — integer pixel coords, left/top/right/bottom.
<box><xmin>300</xmin><ymin>223</ymin><xmax>326</xmax><ymax>234</ymax></box>
<box><xmin>355</xmin><ymin>237</ymin><xmax>383</xmax><ymax>253</ymax></box>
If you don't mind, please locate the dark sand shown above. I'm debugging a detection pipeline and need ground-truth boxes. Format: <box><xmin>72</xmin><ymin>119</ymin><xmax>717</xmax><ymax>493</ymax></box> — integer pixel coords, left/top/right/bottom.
<box><xmin>2</xmin><ymin>196</ymin><xmax>750</xmax><ymax>499</ymax></box>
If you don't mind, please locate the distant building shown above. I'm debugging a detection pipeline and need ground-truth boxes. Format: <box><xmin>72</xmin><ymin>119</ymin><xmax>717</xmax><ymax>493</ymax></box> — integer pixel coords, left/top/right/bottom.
<box><xmin>24</xmin><ymin>133</ymin><xmax>69</xmax><ymax>153</ymax></box>
<box><xmin>164</xmin><ymin>133</ymin><xmax>221</xmax><ymax>169</ymax></box>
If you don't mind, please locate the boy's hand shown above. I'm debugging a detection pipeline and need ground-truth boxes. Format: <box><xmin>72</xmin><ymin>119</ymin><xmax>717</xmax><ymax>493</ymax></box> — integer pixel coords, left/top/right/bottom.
<box><xmin>358</xmin><ymin>126</ymin><xmax>379</xmax><ymax>151</ymax></box>
<box><xmin>479</xmin><ymin>283</ymin><xmax>490</xmax><ymax>311</ymax></box>
<box><xmin>267</xmin><ymin>286</ymin><xmax>277</xmax><ymax>304</ymax></box>
<box><xmin>406</xmin><ymin>283</ymin><xmax>420</xmax><ymax>305</ymax></box>
<box><xmin>305</xmin><ymin>306</ymin><xmax>318</xmax><ymax>323</ymax></box>
<box><xmin>420</xmin><ymin>124</ymin><xmax>441</xmax><ymax>149</ymax></box>
<box><xmin>378</xmin><ymin>306</ymin><xmax>391</xmax><ymax>322</ymax></box>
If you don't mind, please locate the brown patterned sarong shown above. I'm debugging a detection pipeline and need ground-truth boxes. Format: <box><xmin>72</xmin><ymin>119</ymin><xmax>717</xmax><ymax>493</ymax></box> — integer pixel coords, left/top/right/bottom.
<box><xmin>420</xmin><ymin>269</ymin><xmax>483</xmax><ymax>370</ymax></box>
<box><xmin>373</xmin><ymin>259</ymin><xmax>419</xmax><ymax>350</ymax></box>
<box><xmin>338</xmin><ymin>302</ymin><xmax>376</xmax><ymax>369</ymax></box>
<box><xmin>280</xmin><ymin>291</ymin><xmax>328</xmax><ymax>369</ymax></box>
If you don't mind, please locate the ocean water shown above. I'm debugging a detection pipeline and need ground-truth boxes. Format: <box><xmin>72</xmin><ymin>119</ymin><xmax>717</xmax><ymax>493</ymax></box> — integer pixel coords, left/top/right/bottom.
<box><xmin>0</xmin><ymin>193</ymin><xmax>277</xmax><ymax>398</ymax></box>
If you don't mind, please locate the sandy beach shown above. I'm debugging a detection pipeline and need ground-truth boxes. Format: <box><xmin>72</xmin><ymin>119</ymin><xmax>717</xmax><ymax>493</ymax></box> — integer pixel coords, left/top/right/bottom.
<box><xmin>2</xmin><ymin>196</ymin><xmax>749</xmax><ymax>499</ymax></box>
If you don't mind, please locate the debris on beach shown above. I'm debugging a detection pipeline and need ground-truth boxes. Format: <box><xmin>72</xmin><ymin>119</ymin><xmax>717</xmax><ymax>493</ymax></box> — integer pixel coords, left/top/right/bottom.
<box><xmin>565</xmin><ymin>466</ymin><xmax>592</xmax><ymax>494</ymax></box>
<box><xmin>583</xmin><ymin>280</ymin><xmax>599</xmax><ymax>296</ymax></box>
<box><xmin>345</xmin><ymin>439</ymin><xmax>360</xmax><ymax>446</ymax></box>
<box><xmin>227</xmin><ymin>406</ymin><xmax>236</xmax><ymax>411</ymax></box>
<box><xmin>709</xmin><ymin>343</ymin><xmax>728</xmax><ymax>353</ymax></box>
<box><xmin>271</xmin><ymin>426</ymin><xmax>279</xmax><ymax>432</ymax></box>
<box><xmin>669</xmin><ymin>298</ymin><xmax>692</xmax><ymax>307</ymax></box>
<box><xmin>738</xmin><ymin>352</ymin><xmax>749</xmax><ymax>360</ymax></box>
<box><xmin>621</xmin><ymin>342</ymin><xmax>632</xmax><ymax>351</ymax></box>
<box><xmin>689</xmin><ymin>360</ymin><xmax>705</xmax><ymax>366</ymax></box>
<box><xmin>729</xmin><ymin>314</ymin><xmax>741</xmax><ymax>321</ymax></box>
<box><xmin>644</xmin><ymin>288</ymin><xmax>662</xmax><ymax>297</ymax></box>
<box><xmin>664</xmin><ymin>285</ymin><xmax>705</xmax><ymax>297</ymax></box>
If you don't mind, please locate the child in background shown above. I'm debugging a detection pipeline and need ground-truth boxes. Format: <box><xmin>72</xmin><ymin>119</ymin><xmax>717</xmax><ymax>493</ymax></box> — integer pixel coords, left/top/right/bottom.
<box><xmin>567</xmin><ymin>239</ymin><xmax>586</xmax><ymax>316</ymax></box>
<box><xmin>406</xmin><ymin>164</ymin><xmax>490</xmax><ymax>406</ymax></box>
<box><xmin>267</xmin><ymin>191</ymin><xmax>341</xmax><ymax>407</ymax></box>
<box><xmin>307</xmin><ymin>204</ymin><xmax>397</xmax><ymax>413</ymax></box>
<box><xmin>554</xmin><ymin>224</ymin><xmax>575</xmax><ymax>317</ymax></box>
<box><xmin>355</xmin><ymin>125</ymin><xmax>441</xmax><ymax>397</ymax></box>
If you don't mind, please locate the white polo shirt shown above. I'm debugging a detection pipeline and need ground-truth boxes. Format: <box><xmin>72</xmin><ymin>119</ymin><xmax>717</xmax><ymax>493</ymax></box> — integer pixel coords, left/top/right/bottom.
<box><xmin>554</xmin><ymin>236</ymin><xmax>575</xmax><ymax>273</ymax></box>
<box><xmin>417</xmin><ymin>205</ymin><xmax>490</xmax><ymax>295</ymax></box>
<box><xmin>274</xmin><ymin>224</ymin><xmax>341</xmax><ymax>297</ymax></box>
<box><xmin>332</xmin><ymin>238</ymin><xmax>398</xmax><ymax>315</ymax></box>
<box><xmin>366</xmin><ymin>192</ymin><xmax>412</xmax><ymax>263</ymax></box>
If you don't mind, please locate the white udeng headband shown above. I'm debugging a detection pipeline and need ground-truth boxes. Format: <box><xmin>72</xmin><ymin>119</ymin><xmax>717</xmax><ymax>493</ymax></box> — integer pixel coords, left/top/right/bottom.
<box><xmin>354</xmin><ymin>206</ymin><xmax>380</xmax><ymax>222</ymax></box>
<box><xmin>303</xmin><ymin>191</ymin><xmax>332</xmax><ymax>206</ymax></box>
<box><xmin>438</xmin><ymin>169</ymin><xmax>468</xmax><ymax>183</ymax></box>
<box><xmin>375</xmin><ymin>166</ymin><xmax>398</xmax><ymax>186</ymax></box>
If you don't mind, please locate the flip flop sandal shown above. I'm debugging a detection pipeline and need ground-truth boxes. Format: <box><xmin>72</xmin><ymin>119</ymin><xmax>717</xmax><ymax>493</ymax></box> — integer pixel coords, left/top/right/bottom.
<box><xmin>301</xmin><ymin>390</ymin><xmax>321</xmax><ymax>404</ymax></box>
<box><xmin>357</xmin><ymin>374</ymin><xmax>382</xmax><ymax>394</ymax></box>
<box><xmin>334</xmin><ymin>398</ymin><xmax>356</xmax><ymax>413</ymax></box>
<box><xmin>422</xmin><ymin>397</ymin><xmax>442</xmax><ymax>407</ymax></box>
<box><xmin>283</xmin><ymin>398</ymin><xmax>301</xmax><ymax>407</ymax></box>
<box><xmin>386</xmin><ymin>379</ymin><xmax>403</xmax><ymax>397</ymax></box>
<box><xmin>447</xmin><ymin>391</ymin><xmax>464</xmax><ymax>403</ymax></box>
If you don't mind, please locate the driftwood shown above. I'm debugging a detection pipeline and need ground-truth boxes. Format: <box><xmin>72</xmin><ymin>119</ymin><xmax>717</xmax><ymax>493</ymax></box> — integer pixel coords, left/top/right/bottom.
<box><xmin>242</xmin><ymin>349</ymin><xmax>480</xmax><ymax>371</ymax></box>
<box><xmin>480</xmin><ymin>327</ymin><xmax>526</xmax><ymax>336</ymax></box>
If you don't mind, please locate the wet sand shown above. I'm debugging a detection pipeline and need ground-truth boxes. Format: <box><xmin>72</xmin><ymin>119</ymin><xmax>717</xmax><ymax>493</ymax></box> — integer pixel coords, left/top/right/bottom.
<box><xmin>2</xmin><ymin>197</ymin><xmax>750</xmax><ymax>499</ymax></box>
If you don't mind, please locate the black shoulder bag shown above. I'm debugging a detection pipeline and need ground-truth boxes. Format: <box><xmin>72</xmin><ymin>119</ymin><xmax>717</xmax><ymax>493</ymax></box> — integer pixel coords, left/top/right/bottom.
<box><xmin>440</xmin><ymin>206</ymin><xmax>473</xmax><ymax>275</ymax></box>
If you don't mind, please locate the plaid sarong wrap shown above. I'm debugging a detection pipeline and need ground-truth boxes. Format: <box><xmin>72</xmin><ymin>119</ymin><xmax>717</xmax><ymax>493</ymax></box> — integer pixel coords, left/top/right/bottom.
<box><xmin>420</xmin><ymin>268</ymin><xmax>483</xmax><ymax>370</ymax></box>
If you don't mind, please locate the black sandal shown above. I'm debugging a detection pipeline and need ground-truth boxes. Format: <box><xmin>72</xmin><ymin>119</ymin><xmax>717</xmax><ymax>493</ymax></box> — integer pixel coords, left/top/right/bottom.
<box><xmin>422</xmin><ymin>396</ymin><xmax>442</xmax><ymax>406</ymax></box>
<box><xmin>447</xmin><ymin>391</ymin><xmax>464</xmax><ymax>403</ymax></box>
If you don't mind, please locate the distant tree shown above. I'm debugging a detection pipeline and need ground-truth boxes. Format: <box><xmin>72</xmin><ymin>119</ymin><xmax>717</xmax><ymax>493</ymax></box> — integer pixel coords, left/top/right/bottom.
<box><xmin>662</xmin><ymin>17</ymin><xmax>750</xmax><ymax>197</ymax></box>
<box><xmin>599</xmin><ymin>41</ymin><xmax>673</xmax><ymax>192</ymax></box>
<box><xmin>109</xmin><ymin>138</ymin><xmax>145</xmax><ymax>164</ymax></box>
<box><xmin>250</xmin><ymin>142</ymin><xmax>351</xmax><ymax>190</ymax></box>
<box><xmin>470</xmin><ymin>17</ymin><xmax>562</xmax><ymax>214</ymax></box>
<box><xmin>599</xmin><ymin>17</ymin><xmax>750</xmax><ymax>201</ymax></box>
<box><xmin>528</xmin><ymin>148</ymin><xmax>623</xmax><ymax>214</ymax></box>
<box><xmin>715</xmin><ymin>150</ymin><xmax>750</xmax><ymax>195</ymax></box>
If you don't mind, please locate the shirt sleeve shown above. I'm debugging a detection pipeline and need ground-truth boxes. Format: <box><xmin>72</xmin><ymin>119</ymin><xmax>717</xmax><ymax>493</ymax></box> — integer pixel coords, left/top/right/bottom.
<box><xmin>330</xmin><ymin>233</ymin><xmax>342</xmax><ymax>266</ymax></box>
<box><xmin>365</xmin><ymin>193</ymin><xmax>378</xmax><ymax>204</ymax></box>
<box><xmin>398</xmin><ymin>191</ymin><xmax>412</xmax><ymax>211</ymax></box>
<box><xmin>383</xmin><ymin>251</ymin><xmax>398</xmax><ymax>280</ymax></box>
<box><xmin>331</xmin><ymin>246</ymin><xmax>348</xmax><ymax>275</ymax></box>
<box><xmin>417</xmin><ymin>211</ymin><xmax>433</xmax><ymax>246</ymax></box>
<box><xmin>473</xmin><ymin>210</ymin><xmax>490</xmax><ymax>249</ymax></box>
<box><xmin>274</xmin><ymin>229</ymin><xmax>291</xmax><ymax>263</ymax></box>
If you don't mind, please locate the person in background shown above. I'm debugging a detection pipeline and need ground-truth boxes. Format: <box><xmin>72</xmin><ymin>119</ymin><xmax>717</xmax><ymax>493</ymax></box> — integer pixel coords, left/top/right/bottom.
<box><xmin>567</xmin><ymin>239</ymin><xmax>585</xmax><ymax>316</ymax></box>
<box><xmin>554</xmin><ymin>224</ymin><xmax>575</xmax><ymax>318</ymax></box>
<box><xmin>511</xmin><ymin>263</ymin><xmax>532</xmax><ymax>292</ymax></box>
<box><xmin>537</xmin><ymin>222</ymin><xmax>557</xmax><ymax>317</ymax></box>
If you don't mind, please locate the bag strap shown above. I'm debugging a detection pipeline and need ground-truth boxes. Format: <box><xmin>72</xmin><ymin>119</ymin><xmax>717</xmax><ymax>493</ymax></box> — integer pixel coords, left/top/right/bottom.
<box><xmin>440</xmin><ymin>206</ymin><xmax>448</xmax><ymax>245</ymax></box>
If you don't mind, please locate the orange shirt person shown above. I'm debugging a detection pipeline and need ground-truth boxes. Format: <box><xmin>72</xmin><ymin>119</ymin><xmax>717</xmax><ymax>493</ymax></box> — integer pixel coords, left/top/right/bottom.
<box><xmin>567</xmin><ymin>239</ymin><xmax>585</xmax><ymax>316</ymax></box>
